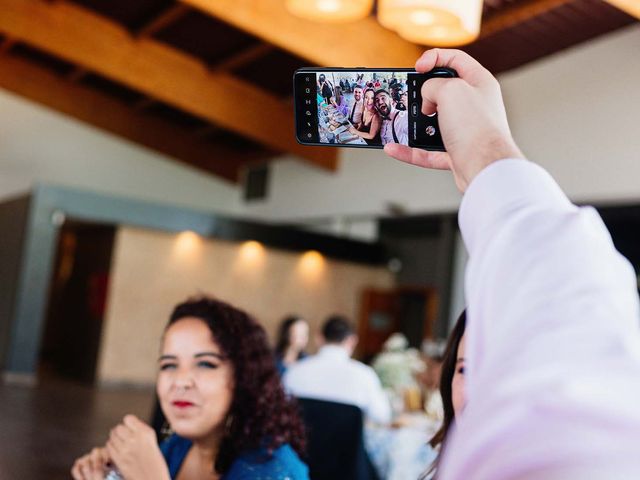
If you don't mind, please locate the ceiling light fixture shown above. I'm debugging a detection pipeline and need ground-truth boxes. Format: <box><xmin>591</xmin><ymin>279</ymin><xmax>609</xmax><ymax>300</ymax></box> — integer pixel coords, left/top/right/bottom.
<box><xmin>285</xmin><ymin>0</ymin><xmax>374</xmax><ymax>23</ymax></box>
<box><xmin>286</xmin><ymin>0</ymin><xmax>483</xmax><ymax>47</ymax></box>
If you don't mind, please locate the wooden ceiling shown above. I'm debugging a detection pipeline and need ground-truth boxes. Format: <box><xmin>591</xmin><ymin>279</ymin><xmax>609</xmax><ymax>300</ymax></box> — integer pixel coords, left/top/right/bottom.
<box><xmin>0</xmin><ymin>0</ymin><xmax>636</xmax><ymax>182</ymax></box>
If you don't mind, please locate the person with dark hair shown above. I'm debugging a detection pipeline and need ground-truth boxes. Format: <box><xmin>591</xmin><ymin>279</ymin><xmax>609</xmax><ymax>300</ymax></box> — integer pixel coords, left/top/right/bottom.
<box><xmin>375</xmin><ymin>88</ymin><xmax>408</xmax><ymax>146</ymax></box>
<box><xmin>347</xmin><ymin>84</ymin><xmax>364</xmax><ymax>126</ymax></box>
<box><xmin>318</xmin><ymin>73</ymin><xmax>333</xmax><ymax>105</ymax></box>
<box><xmin>331</xmin><ymin>86</ymin><xmax>349</xmax><ymax>117</ymax></box>
<box><xmin>72</xmin><ymin>296</ymin><xmax>309</xmax><ymax>480</ymax></box>
<box><xmin>283</xmin><ymin>315</ymin><xmax>391</xmax><ymax>425</ymax></box>
<box><xmin>419</xmin><ymin>310</ymin><xmax>467</xmax><ymax>479</ymax></box>
<box><xmin>275</xmin><ymin>315</ymin><xmax>310</xmax><ymax>375</ymax></box>
<box><xmin>348</xmin><ymin>88</ymin><xmax>381</xmax><ymax>146</ymax></box>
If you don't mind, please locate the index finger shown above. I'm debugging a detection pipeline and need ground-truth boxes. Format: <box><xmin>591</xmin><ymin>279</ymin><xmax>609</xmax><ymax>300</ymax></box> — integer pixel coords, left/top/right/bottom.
<box><xmin>415</xmin><ymin>48</ymin><xmax>489</xmax><ymax>86</ymax></box>
<box><xmin>122</xmin><ymin>414</ymin><xmax>145</xmax><ymax>430</ymax></box>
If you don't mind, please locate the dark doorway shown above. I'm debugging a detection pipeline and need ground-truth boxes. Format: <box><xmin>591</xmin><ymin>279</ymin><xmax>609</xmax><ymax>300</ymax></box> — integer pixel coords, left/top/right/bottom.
<box><xmin>358</xmin><ymin>287</ymin><xmax>438</xmax><ymax>363</ymax></box>
<box><xmin>39</xmin><ymin>220</ymin><xmax>116</xmax><ymax>383</ymax></box>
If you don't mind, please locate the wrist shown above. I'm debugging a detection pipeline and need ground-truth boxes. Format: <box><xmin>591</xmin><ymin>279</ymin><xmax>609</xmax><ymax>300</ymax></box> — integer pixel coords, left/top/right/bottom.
<box><xmin>466</xmin><ymin>134</ymin><xmax>524</xmax><ymax>187</ymax></box>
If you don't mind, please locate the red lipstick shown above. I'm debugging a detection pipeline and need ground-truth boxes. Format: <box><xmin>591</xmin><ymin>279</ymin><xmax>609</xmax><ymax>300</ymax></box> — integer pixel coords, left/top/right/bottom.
<box><xmin>172</xmin><ymin>400</ymin><xmax>195</xmax><ymax>408</ymax></box>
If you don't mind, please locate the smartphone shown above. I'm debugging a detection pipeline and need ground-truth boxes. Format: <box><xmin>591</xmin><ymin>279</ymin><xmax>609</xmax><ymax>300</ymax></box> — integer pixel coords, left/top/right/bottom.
<box><xmin>294</xmin><ymin>67</ymin><xmax>457</xmax><ymax>151</ymax></box>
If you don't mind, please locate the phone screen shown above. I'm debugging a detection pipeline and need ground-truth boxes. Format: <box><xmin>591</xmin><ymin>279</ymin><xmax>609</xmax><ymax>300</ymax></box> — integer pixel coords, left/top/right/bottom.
<box><xmin>294</xmin><ymin>68</ymin><xmax>454</xmax><ymax>151</ymax></box>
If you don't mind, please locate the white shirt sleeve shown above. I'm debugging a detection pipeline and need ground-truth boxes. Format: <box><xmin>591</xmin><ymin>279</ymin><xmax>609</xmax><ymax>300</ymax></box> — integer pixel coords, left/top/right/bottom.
<box><xmin>440</xmin><ymin>159</ymin><xmax>640</xmax><ymax>480</ymax></box>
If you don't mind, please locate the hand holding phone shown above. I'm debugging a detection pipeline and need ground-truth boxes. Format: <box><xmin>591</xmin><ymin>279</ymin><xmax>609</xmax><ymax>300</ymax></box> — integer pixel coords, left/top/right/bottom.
<box><xmin>385</xmin><ymin>49</ymin><xmax>525</xmax><ymax>192</ymax></box>
<box><xmin>294</xmin><ymin>67</ymin><xmax>457</xmax><ymax>151</ymax></box>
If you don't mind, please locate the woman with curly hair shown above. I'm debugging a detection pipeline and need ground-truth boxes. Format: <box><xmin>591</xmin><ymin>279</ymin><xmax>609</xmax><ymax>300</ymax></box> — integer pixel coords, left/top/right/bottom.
<box><xmin>72</xmin><ymin>296</ymin><xmax>308</xmax><ymax>480</ymax></box>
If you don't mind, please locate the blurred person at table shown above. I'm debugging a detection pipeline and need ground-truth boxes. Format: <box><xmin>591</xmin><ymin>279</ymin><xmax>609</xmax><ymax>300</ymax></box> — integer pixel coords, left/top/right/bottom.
<box><xmin>391</xmin><ymin>85</ymin><xmax>408</xmax><ymax>112</ymax></box>
<box><xmin>348</xmin><ymin>88</ymin><xmax>381</xmax><ymax>146</ymax></box>
<box><xmin>375</xmin><ymin>88</ymin><xmax>408</xmax><ymax>146</ymax></box>
<box><xmin>72</xmin><ymin>296</ymin><xmax>308</xmax><ymax>480</ymax></box>
<box><xmin>275</xmin><ymin>315</ymin><xmax>310</xmax><ymax>376</ymax></box>
<box><xmin>318</xmin><ymin>73</ymin><xmax>333</xmax><ymax>105</ymax></box>
<box><xmin>419</xmin><ymin>311</ymin><xmax>467</xmax><ymax>480</ymax></box>
<box><xmin>386</xmin><ymin>47</ymin><xmax>640</xmax><ymax>480</ymax></box>
<box><xmin>418</xmin><ymin>336</ymin><xmax>448</xmax><ymax>422</ymax></box>
<box><xmin>284</xmin><ymin>315</ymin><xmax>392</xmax><ymax>425</ymax></box>
<box><xmin>330</xmin><ymin>86</ymin><xmax>349</xmax><ymax>117</ymax></box>
<box><xmin>347</xmin><ymin>84</ymin><xmax>364</xmax><ymax>126</ymax></box>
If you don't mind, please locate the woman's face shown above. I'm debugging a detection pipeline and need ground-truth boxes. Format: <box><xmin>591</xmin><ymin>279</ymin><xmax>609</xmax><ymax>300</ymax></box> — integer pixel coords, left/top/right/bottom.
<box><xmin>289</xmin><ymin>320</ymin><xmax>309</xmax><ymax>351</ymax></box>
<box><xmin>364</xmin><ymin>90</ymin><xmax>374</xmax><ymax>108</ymax></box>
<box><xmin>451</xmin><ymin>333</ymin><xmax>467</xmax><ymax>418</ymax></box>
<box><xmin>157</xmin><ymin>317</ymin><xmax>235</xmax><ymax>441</ymax></box>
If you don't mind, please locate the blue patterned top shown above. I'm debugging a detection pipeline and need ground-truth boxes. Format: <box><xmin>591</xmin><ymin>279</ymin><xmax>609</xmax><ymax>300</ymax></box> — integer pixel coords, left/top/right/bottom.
<box><xmin>160</xmin><ymin>434</ymin><xmax>309</xmax><ymax>480</ymax></box>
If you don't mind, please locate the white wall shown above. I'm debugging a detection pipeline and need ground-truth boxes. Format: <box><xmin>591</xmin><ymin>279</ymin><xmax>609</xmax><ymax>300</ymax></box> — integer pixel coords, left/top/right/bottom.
<box><xmin>0</xmin><ymin>89</ymin><xmax>241</xmax><ymax>213</ymax></box>
<box><xmin>98</xmin><ymin>227</ymin><xmax>393</xmax><ymax>385</ymax></box>
<box><xmin>500</xmin><ymin>24</ymin><xmax>640</xmax><ymax>205</ymax></box>
<box><xmin>243</xmin><ymin>24</ymin><xmax>640</xmax><ymax>221</ymax></box>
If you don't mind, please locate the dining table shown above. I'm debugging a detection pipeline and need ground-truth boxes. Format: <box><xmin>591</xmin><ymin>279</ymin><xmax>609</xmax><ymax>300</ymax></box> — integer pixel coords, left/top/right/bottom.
<box><xmin>317</xmin><ymin>103</ymin><xmax>366</xmax><ymax>145</ymax></box>
<box><xmin>365</xmin><ymin>412</ymin><xmax>441</xmax><ymax>480</ymax></box>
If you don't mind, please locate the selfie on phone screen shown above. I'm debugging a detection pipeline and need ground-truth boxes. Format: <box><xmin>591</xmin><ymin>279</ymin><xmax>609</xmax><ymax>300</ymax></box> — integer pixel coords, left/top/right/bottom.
<box><xmin>316</xmin><ymin>71</ymin><xmax>409</xmax><ymax>146</ymax></box>
<box><xmin>295</xmin><ymin>68</ymin><xmax>454</xmax><ymax>151</ymax></box>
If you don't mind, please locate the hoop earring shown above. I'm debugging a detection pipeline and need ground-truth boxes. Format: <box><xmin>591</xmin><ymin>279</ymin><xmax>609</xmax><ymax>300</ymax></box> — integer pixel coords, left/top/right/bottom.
<box><xmin>161</xmin><ymin>421</ymin><xmax>174</xmax><ymax>439</ymax></box>
<box><xmin>224</xmin><ymin>414</ymin><xmax>235</xmax><ymax>434</ymax></box>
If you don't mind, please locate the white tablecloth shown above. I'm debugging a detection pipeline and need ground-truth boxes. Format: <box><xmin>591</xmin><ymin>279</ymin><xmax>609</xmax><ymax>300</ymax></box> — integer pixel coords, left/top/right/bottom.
<box><xmin>365</xmin><ymin>414</ymin><xmax>440</xmax><ymax>480</ymax></box>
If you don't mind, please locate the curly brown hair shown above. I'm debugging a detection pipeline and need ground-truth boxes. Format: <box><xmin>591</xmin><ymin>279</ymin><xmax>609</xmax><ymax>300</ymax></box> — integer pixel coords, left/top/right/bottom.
<box><xmin>168</xmin><ymin>296</ymin><xmax>306</xmax><ymax>474</ymax></box>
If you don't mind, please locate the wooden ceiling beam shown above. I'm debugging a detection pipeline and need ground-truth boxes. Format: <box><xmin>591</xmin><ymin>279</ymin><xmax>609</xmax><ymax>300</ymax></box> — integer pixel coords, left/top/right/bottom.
<box><xmin>194</xmin><ymin>124</ymin><xmax>221</xmax><ymax>138</ymax></box>
<box><xmin>0</xmin><ymin>53</ymin><xmax>252</xmax><ymax>182</ymax></box>
<box><xmin>180</xmin><ymin>0</ymin><xmax>424</xmax><ymax>67</ymax></box>
<box><xmin>0</xmin><ymin>36</ymin><xmax>17</xmax><ymax>54</ymax></box>
<box><xmin>136</xmin><ymin>3</ymin><xmax>191</xmax><ymax>38</ymax></box>
<box><xmin>479</xmin><ymin>0</ymin><xmax>574</xmax><ymax>39</ymax></box>
<box><xmin>133</xmin><ymin>96</ymin><xmax>158</xmax><ymax>111</ymax></box>
<box><xmin>212</xmin><ymin>43</ymin><xmax>274</xmax><ymax>72</ymax></box>
<box><xmin>0</xmin><ymin>0</ymin><xmax>336</xmax><ymax>171</ymax></box>
<box><xmin>66</xmin><ymin>66</ymin><xmax>89</xmax><ymax>82</ymax></box>
<box><xmin>603</xmin><ymin>0</ymin><xmax>640</xmax><ymax>19</ymax></box>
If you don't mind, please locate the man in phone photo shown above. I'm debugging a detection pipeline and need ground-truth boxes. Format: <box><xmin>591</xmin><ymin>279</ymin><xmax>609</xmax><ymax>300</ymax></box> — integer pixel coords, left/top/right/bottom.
<box><xmin>375</xmin><ymin>89</ymin><xmax>408</xmax><ymax>146</ymax></box>
<box><xmin>347</xmin><ymin>84</ymin><xmax>364</xmax><ymax>125</ymax></box>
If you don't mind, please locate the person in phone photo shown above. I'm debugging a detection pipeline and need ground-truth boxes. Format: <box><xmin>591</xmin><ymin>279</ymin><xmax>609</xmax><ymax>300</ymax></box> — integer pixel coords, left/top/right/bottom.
<box><xmin>347</xmin><ymin>84</ymin><xmax>364</xmax><ymax>126</ymax></box>
<box><xmin>318</xmin><ymin>73</ymin><xmax>333</xmax><ymax>105</ymax></box>
<box><xmin>348</xmin><ymin>87</ymin><xmax>381</xmax><ymax>146</ymax></box>
<box><xmin>375</xmin><ymin>89</ymin><xmax>408</xmax><ymax>145</ymax></box>
<box><xmin>331</xmin><ymin>86</ymin><xmax>349</xmax><ymax>117</ymax></box>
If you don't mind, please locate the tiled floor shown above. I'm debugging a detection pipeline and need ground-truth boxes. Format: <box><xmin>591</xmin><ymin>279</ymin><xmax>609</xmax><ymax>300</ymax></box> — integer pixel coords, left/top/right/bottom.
<box><xmin>0</xmin><ymin>378</ymin><xmax>155</xmax><ymax>479</ymax></box>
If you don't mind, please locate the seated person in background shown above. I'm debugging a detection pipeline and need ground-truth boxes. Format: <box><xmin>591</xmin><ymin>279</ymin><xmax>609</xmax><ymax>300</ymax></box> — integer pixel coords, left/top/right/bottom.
<box><xmin>72</xmin><ymin>296</ymin><xmax>308</xmax><ymax>480</ymax></box>
<box><xmin>419</xmin><ymin>311</ymin><xmax>467</xmax><ymax>480</ymax></box>
<box><xmin>419</xmin><ymin>336</ymin><xmax>448</xmax><ymax>421</ymax></box>
<box><xmin>331</xmin><ymin>86</ymin><xmax>349</xmax><ymax>117</ymax></box>
<box><xmin>284</xmin><ymin>315</ymin><xmax>391</xmax><ymax>425</ymax></box>
<box><xmin>275</xmin><ymin>315</ymin><xmax>310</xmax><ymax>375</ymax></box>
